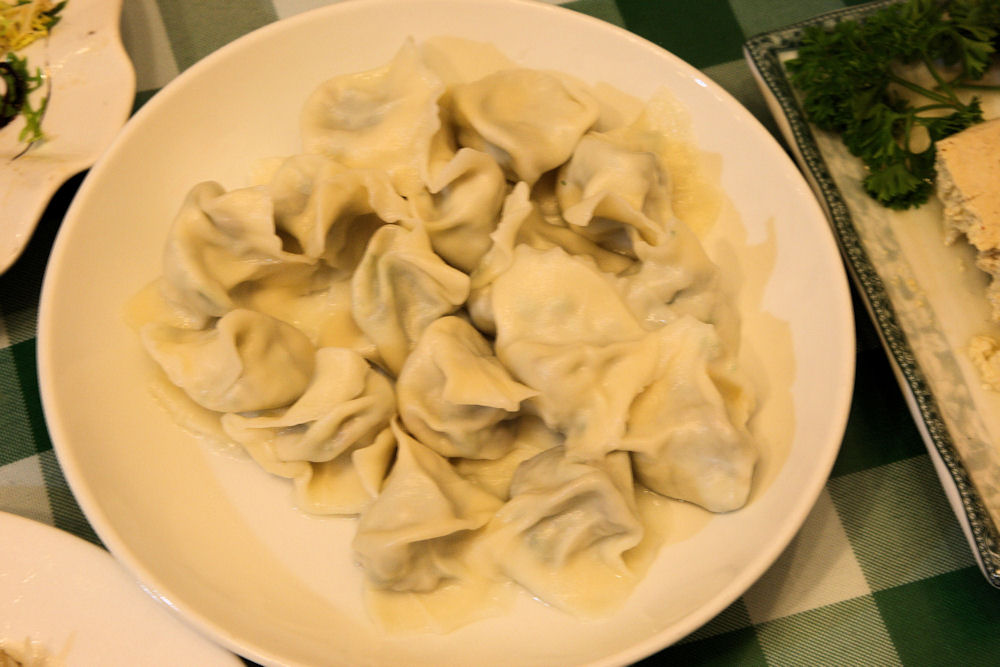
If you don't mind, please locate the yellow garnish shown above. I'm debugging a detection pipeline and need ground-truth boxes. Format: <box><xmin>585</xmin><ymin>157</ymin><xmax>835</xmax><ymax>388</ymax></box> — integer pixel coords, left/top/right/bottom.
<box><xmin>0</xmin><ymin>0</ymin><xmax>61</xmax><ymax>57</ymax></box>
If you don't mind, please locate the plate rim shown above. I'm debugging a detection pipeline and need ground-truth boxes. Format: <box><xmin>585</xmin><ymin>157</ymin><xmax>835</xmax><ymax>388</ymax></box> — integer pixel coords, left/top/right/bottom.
<box><xmin>0</xmin><ymin>510</ymin><xmax>241</xmax><ymax>665</ymax></box>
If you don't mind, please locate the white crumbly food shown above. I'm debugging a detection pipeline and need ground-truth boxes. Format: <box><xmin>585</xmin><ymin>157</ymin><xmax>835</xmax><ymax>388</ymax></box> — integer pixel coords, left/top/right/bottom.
<box><xmin>129</xmin><ymin>38</ymin><xmax>758</xmax><ymax>629</ymax></box>
<box><xmin>969</xmin><ymin>334</ymin><xmax>1000</xmax><ymax>391</ymax></box>
<box><xmin>937</xmin><ymin>118</ymin><xmax>1000</xmax><ymax>317</ymax></box>
<box><xmin>935</xmin><ymin>118</ymin><xmax>1000</xmax><ymax>390</ymax></box>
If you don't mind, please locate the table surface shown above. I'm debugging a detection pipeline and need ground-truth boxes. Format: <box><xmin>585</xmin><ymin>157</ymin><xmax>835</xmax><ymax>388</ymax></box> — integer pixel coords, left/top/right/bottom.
<box><xmin>3</xmin><ymin>0</ymin><xmax>1000</xmax><ymax>665</ymax></box>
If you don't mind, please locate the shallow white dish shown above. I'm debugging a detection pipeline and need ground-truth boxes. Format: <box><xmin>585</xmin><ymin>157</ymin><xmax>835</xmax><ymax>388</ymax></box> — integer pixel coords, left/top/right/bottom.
<box><xmin>0</xmin><ymin>511</ymin><xmax>240</xmax><ymax>665</ymax></box>
<box><xmin>0</xmin><ymin>0</ymin><xmax>134</xmax><ymax>274</ymax></box>
<box><xmin>745</xmin><ymin>0</ymin><xmax>1000</xmax><ymax>587</ymax></box>
<box><xmin>37</xmin><ymin>1</ymin><xmax>855</xmax><ymax>665</ymax></box>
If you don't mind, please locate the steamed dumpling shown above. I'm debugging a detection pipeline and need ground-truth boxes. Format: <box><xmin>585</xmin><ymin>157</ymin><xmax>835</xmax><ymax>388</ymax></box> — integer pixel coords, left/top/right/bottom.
<box><xmin>623</xmin><ymin>315</ymin><xmax>757</xmax><ymax>512</ymax></box>
<box><xmin>411</xmin><ymin>148</ymin><xmax>508</xmax><ymax>272</ymax></box>
<box><xmin>221</xmin><ymin>347</ymin><xmax>395</xmax><ymax>463</ymax></box>
<box><xmin>467</xmin><ymin>181</ymin><xmax>634</xmax><ymax>335</ymax></box>
<box><xmin>396</xmin><ymin>316</ymin><xmax>536</xmax><ymax>460</ymax></box>
<box><xmin>618</xmin><ymin>221</ymin><xmax>738</xmax><ymax>348</ymax></box>
<box><xmin>300</xmin><ymin>39</ymin><xmax>446</xmax><ymax>196</ymax></box>
<box><xmin>491</xmin><ymin>244</ymin><xmax>645</xmax><ymax>346</ymax></box>
<box><xmin>159</xmin><ymin>182</ymin><xmax>310</xmax><ymax>325</ymax></box>
<box><xmin>482</xmin><ymin>447</ymin><xmax>643</xmax><ymax>612</ymax></box>
<box><xmin>352</xmin><ymin>420</ymin><xmax>502</xmax><ymax>592</ymax></box>
<box><xmin>496</xmin><ymin>447</ymin><xmax>642</xmax><ymax>567</ymax></box>
<box><xmin>450</xmin><ymin>68</ymin><xmax>599</xmax><ymax>185</ymax></box>
<box><xmin>295</xmin><ymin>426</ymin><xmax>396</xmax><ymax>515</ymax></box>
<box><xmin>141</xmin><ymin>309</ymin><xmax>315</xmax><ymax>413</ymax></box>
<box><xmin>231</xmin><ymin>268</ymin><xmax>377</xmax><ymax>357</ymax></box>
<box><xmin>555</xmin><ymin>132</ymin><xmax>670</xmax><ymax>250</ymax></box>
<box><xmin>624</xmin><ymin>88</ymin><xmax>723</xmax><ymax>233</ymax></box>
<box><xmin>235</xmin><ymin>424</ymin><xmax>396</xmax><ymax>516</ymax></box>
<box><xmin>266</xmin><ymin>153</ymin><xmax>411</xmax><ymax>268</ymax></box>
<box><xmin>452</xmin><ymin>415</ymin><xmax>563</xmax><ymax>500</ymax></box>
<box><xmin>471</xmin><ymin>181</ymin><xmax>633</xmax><ymax>291</ymax></box>
<box><xmin>220</xmin><ymin>347</ymin><xmax>397</xmax><ymax>514</ymax></box>
<box><xmin>490</xmin><ymin>245</ymin><xmax>660</xmax><ymax>460</ymax></box>
<box><xmin>351</xmin><ymin>223</ymin><xmax>470</xmax><ymax>375</ymax></box>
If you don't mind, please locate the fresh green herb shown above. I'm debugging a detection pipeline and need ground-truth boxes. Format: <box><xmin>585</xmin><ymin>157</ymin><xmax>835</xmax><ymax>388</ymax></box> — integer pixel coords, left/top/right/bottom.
<box><xmin>1</xmin><ymin>1</ymin><xmax>66</xmax><ymax>52</ymax></box>
<box><xmin>0</xmin><ymin>51</ymin><xmax>47</xmax><ymax>144</ymax></box>
<box><xmin>786</xmin><ymin>0</ymin><xmax>1000</xmax><ymax>210</ymax></box>
<box><xmin>41</xmin><ymin>1</ymin><xmax>68</xmax><ymax>30</ymax></box>
<box><xmin>0</xmin><ymin>0</ymin><xmax>67</xmax><ymax>150</ymax></box>
<box><xmin>0</xmin><ymin>53</ymin><xmax>27</xmax><ymax>127</ymax></box>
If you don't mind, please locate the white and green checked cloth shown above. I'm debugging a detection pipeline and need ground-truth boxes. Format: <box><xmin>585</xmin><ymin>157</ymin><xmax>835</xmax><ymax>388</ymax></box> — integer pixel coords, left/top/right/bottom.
<box><xmin>3</xmin><ymin>1</ymin><xmax>999</xmax><ymax>665</ymax></box>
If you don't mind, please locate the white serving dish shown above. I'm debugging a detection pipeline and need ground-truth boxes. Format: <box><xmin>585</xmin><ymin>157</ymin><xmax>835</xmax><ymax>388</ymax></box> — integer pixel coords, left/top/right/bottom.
<box><xmin>38</xmin><ymin>1</ymin><xmax>855</xmax><ymax>664</ymax></box>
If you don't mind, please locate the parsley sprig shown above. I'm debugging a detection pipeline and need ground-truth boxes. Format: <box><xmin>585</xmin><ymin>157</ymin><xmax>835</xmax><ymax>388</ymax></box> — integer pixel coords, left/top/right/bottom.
<box><xmin>0</xmin><ymin>0</ymin><xmax>66</xmax><ymax>150</ymax></box>
<box><xmin>786</xmin><ymin>0</ymin><xmax>1000</xmax><ymax>210</ymax></box>
<box><xmin>1</xmin><ymin>52</ymin><xmax>48</xmax><ymax>144</ymax></box>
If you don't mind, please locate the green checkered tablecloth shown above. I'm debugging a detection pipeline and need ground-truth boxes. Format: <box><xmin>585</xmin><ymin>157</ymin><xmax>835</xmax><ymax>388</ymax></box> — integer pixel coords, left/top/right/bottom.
<box><xmin>4</xmin><ymin>0</ymin><xmax>1000</xmax><ymax>664</ymax></box>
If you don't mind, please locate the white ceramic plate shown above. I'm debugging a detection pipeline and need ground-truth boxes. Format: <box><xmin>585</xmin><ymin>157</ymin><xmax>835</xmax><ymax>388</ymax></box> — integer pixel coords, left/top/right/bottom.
<box><xmin>37</xmin><ymin>1</ymin><xmax>855</xmax><ymax>665</ymax></box>
<box><xmin>0</xmin><ymin>511</ymin><xmax>241</xmax><ymax>665</ymax></box>
<box><xmin>745</xmin><ymin>0</ymin><xmax>1000</xmax><ymax>587</ymax></box>
<box><xmin>0</xmin><ymin>0</ymin><xmax>134</xmax><ymax>274</ymax></box>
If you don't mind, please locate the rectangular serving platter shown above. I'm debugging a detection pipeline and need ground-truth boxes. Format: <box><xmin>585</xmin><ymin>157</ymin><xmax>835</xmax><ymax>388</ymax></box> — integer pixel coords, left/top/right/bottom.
<box><xmin>744</xmin><ymin>0</ymin><xmax>1000</xmax><ymax>586</ymax></box>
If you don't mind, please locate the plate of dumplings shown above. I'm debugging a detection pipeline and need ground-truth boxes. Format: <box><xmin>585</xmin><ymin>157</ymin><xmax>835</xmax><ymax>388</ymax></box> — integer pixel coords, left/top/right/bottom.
<box><xmin>37</xmin><ymin>0</ymin><xmax>855</xmax><ymax>665</ymax></box>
